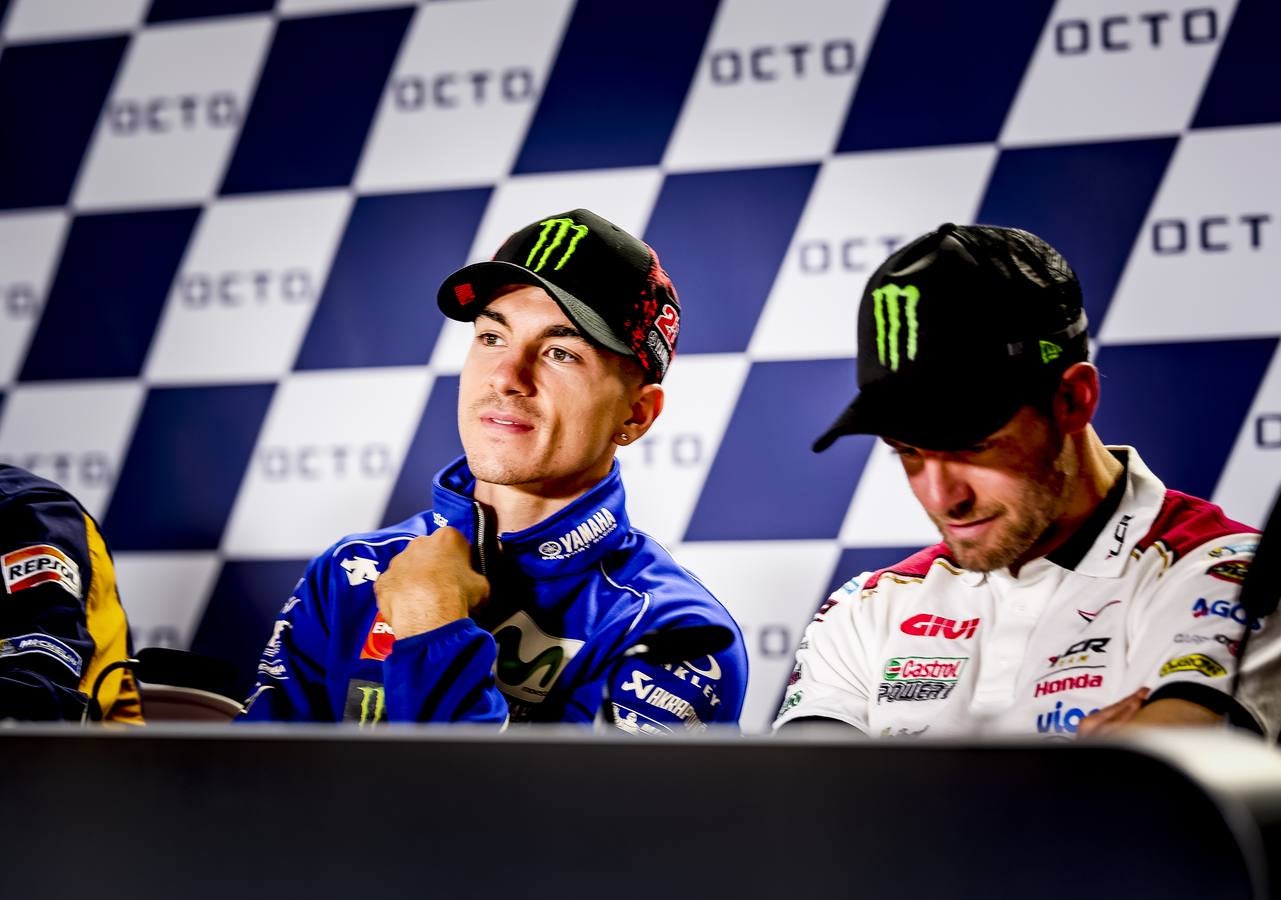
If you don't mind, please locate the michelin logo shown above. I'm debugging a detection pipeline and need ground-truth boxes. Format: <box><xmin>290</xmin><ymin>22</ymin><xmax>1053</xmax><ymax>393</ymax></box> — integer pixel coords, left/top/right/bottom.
<box><xmin>538</xmin><ymin>508</ymin><xmax>617</xmax><ymax>559</ymax></box>
<box><xmin>0</xmin><ymin>632</ymin><xmax>84</xmax><ymax>677</ymax></box>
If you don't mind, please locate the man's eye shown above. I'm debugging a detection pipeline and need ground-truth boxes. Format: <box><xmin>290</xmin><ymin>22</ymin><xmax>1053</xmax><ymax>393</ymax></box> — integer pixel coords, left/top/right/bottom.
<box><xmin>547</xmin><ymin>347</ymin><xmax>579</xmax><ymax>363</ymax></box>
<box><xmin>477</xmin><ymin>332</ymin><xmax>502</xmax><ymax>346</ymax></box>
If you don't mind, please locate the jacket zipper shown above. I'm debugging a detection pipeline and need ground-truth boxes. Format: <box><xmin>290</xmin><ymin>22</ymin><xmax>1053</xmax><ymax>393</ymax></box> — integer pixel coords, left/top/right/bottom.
<box><xmin>472</xmin><ymin>500</ymin><xmax>490</xmax><ymax>578</ymax></box>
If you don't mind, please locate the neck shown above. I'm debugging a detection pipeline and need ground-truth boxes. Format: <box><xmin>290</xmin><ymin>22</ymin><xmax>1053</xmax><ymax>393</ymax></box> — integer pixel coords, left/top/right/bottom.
<box><xmin>1014</xmin><ymin>427</ymin><xmax>1124</xmax><ymax>572</ymax></box>
<box><xmin>472</xmin><ymin>462</ymin><xmax>614</xmax><ymax>534</ymax></box>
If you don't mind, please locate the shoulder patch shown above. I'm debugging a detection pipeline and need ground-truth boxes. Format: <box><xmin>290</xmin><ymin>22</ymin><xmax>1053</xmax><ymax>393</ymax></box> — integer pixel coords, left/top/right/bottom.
<box><xmin>2</xmin><ymin>544</ymin><xmax>82</xmax><ymax>599</ymax></box>
<box><xmin>864</xmin><ymin>543</ymin><xmax>954</xmax><ymax>591</ymax></box>
<box><xmin>1135</xmin><ymin>491</ymin><xmax>1256</xmax><ymax>564</ymax></box>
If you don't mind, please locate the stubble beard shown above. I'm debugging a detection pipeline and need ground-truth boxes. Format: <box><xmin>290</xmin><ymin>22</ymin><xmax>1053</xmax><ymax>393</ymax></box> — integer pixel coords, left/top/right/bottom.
<box><xmin>462</xmin><ymin>394</ymin><xmax>542</xmax><ymax>487</ymax></box>
<box><xmin>941</xmin><ymin>434</ymin><xmax>1073</xmax><ymax>573</ymax></box>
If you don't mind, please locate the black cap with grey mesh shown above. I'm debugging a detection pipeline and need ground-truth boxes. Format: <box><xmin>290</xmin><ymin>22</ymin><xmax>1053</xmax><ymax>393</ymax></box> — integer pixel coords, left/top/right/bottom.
<box><xmin>813</xmin><ymin>223</ymin><xmax>1089</xmax><ymax>453</ymax></box>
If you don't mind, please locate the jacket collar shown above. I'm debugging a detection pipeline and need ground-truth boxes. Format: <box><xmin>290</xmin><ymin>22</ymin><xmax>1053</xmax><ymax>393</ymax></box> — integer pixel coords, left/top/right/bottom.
<box><xmin>431</xmin><ymin>455</ymin><xmax>631</xmax><ymax>579</ymax></box>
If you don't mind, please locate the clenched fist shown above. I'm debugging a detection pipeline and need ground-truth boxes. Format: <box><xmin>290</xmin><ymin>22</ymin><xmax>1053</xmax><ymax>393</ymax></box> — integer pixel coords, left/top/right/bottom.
<box><xmin>374</xmin><ymin>527</ymin><xmax>490</xmax><ymax>640</ymax></box>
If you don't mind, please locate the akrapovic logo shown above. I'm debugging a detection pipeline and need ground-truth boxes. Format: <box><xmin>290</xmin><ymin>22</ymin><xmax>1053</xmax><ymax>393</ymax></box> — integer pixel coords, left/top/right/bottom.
<box><xmin>872</xmin><ymin>283</ymin><xmax>919</xmax><ymax>371</ymax></box>
<box><xmin>526</xmin><ymin>218</ymin><xmax>588</xmax><ymax>273</ymax></box>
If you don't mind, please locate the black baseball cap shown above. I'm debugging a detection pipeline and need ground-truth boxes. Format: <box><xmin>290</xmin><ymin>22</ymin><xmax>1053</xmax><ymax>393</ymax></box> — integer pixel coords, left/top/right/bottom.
<box><xmin>813</xmin><ymin>223</ymin><xmax>1089</xmax><ymax>452</ymax></box>
<box><xmin>437</xmin><ymin>209</ymin><xmax>681</xmax><ymax>382</ymax></box>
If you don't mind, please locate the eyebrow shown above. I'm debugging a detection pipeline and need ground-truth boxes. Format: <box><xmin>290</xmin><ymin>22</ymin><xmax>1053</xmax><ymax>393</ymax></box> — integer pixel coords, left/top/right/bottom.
<box><xmin>476</xmin><ymin>309</ymin><xmax>587</xmax><ymax>342</ymax></box>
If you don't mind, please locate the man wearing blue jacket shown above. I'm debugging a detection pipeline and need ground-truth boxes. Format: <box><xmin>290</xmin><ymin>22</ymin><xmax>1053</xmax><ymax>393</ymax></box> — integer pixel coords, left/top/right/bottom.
<box><xmin>241</xmin><ymin>209</ymin><xmax>747</xmax><ymax>730</ymax></box>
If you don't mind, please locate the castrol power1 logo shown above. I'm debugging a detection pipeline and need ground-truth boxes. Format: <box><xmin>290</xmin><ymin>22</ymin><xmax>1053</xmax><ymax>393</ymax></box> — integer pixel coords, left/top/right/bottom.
<box><xmin>882</xmin><ymin>657</ymin><xmax>966</xmax><ymax>681</ymax></box>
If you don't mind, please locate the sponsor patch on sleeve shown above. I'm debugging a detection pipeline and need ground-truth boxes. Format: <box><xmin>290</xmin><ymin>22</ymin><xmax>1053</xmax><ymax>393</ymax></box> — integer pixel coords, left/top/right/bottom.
<box><xmin>2</xmin><ymin>544</ymin><xmax>83</xmax><ymax>600</ymax></box>
<box><xmin>1159</xmin><ymin>653</ymin><xmax>1227</xmax><ymax>679</ymax></box>
<box><xmin>0</xmin><ymin>632</ymin><xmax>84</xmax><ymax>677</ymax></box>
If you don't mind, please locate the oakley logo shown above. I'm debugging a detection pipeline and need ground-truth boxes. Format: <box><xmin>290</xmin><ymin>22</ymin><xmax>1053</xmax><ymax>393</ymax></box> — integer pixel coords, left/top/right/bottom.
<box><xmin>527</xmin><ymin>218</ymin><xmax>588</xmax><ymax>273</ymax></box>
<box><xmin>872</xmin><ymin>283</ymin><xmax>920</xmax><ymax>371</ymax></box>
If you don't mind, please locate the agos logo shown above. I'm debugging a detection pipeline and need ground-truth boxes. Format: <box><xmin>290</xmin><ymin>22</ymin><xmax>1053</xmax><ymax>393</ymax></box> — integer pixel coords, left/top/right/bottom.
<box><xmin>1191</xmin><ymin>598</ymin><xmax>1262</xmax><ymax>631</ymax></box>
<box><xmin>899</xmin><ymin>614</ymin><xmax>979</xmax><ymax>640</ymax></box>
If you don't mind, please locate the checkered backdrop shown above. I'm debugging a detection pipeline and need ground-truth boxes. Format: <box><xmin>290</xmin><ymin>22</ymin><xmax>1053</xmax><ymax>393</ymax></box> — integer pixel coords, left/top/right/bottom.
<box><xmin>1</xmin><ymin>0</ymin><xmax>1278</xmax><ymax>732</ymax></box>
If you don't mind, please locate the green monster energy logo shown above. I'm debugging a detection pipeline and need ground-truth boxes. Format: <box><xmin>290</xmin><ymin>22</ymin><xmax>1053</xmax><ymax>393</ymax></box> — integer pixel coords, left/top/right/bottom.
<box><xmin>494</xmin><ymin>626</ymin><xmax>566</xmax><ymax>689</ymax></box>
<box><xmin>872</xmin><ymin>283</ymin><xmax>920</xmax><ymax>372</ymax></box>
<box><xmin>526</xmin><ymin>217</ymin><xmax>588</xmax><ymax>272</ymax></box>
<box><xmin>356</xmin><ymin>685</ymin><xmax>385</xmax><ymax>726</ymax></box>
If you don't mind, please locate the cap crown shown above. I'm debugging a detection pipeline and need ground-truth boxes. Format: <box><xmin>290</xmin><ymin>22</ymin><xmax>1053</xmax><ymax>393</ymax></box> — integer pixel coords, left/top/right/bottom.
<box><xmin>439</xmin><ymin>209</ymin><xmax>681</xmax><ymax>382</ymax></box>
<box><xmin>857</xmin><ymin>224</ymin><xmax>1085</xmax><ymax>391</ymax></box>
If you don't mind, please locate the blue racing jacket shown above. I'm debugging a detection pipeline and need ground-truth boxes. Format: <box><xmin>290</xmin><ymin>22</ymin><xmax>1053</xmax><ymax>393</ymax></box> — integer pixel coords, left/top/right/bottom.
<box><xmin>241</xmin><ymin>456</ymin><xmax>747</xmax><ymax>731</ymax></box>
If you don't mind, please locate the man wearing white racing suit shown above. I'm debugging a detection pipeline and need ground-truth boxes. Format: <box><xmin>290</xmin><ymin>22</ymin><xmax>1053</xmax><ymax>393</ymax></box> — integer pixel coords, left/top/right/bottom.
<box><xmin>241</xmin><ymin>209</ymin><xmax>746</xmax><ymax>730</ymax></box>
<box><xmin>775</xmin><ymin>223</ymin><xmax>1279</xmax><ymax>739</ymax></box>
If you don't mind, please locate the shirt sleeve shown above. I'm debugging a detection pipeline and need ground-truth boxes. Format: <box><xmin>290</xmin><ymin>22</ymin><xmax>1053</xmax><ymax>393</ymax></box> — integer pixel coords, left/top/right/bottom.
<box><xmin>1126</xmin><ymin>536</ymin><xmax>1280</xmax><ymax>737</ymax></box>
<box><xmin>381</xmin><ymin>618</ymin><xmax>508</xmax><ymax>724</ymax></box>
<box><xmin>606</xmin><ymin>639</ymin><xmax>746</xmax><ymax>735</ymax></box>
<box><xmin>772</xmin><ymin>575</ymin><xmax>877</xmax><ymax>734</ymax></box>
<box><xmin>238</xmin><ymin>556</ymin><xmax>335</xmax><ymax>722</ymax></box>
<box><xmin>0</xmin><ymin>489</ymin><xmax>97</xmax><ymax>720</ymax></box>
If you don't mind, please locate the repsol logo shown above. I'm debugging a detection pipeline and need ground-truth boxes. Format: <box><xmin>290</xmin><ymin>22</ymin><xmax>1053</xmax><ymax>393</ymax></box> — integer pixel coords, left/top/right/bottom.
<box><xmin>1</xmin><ymin>282</ymin><xmax>40</xmax><ymax>318</ymax></box>
<box><xmin>106</xmin><ymin>92</ymin><xmax>240</xmax><ymax>134</ymax></box>
<box><xmin>391</xmin><ymin>68</ymin><xmax>536</xmax><ymax>110</ymax></box>
<box><xmin>796</xmin><ymin>235</ymin><xmax>905</xmax><ymax>275</ymax></box>
<box><xmin>708</xmin><ymin>39</ymin><xmax>856</xmax><ymax>84</ymax></box>
<box><xmin>1257</xmin><ymin>414</ymin><xmax>1281</xmax><ymax>449</ymax></box>
<box><xmin>259</xmin><ymin>444</ymin><xmax>393</xmax><ymax>481</ymax></box>
<box><xmin>177</xmin><ymin>269</ymin><xmax>316</xmax><ymax>308</ymax></box>
<box><xmin>1054</xmin><ymin>8</ymin><xmax>1219</xmax><ymax>54</ymax></box>
<box><xmin>1151</xmin><ymin>214</ymin><xmax>1273</xmax><ymax>254</ymax></box>
<box><xmin>0</xmin><ymin>452</ymin><xmax>113</xmax><ymax>489</ymax></box>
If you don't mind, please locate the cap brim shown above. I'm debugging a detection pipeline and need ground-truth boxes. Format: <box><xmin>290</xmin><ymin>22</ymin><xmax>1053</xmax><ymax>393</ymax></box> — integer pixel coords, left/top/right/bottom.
<box><xmin>812</xmin><ymin>380</ymin><xmax>1025</xmax><ymax>453</ymax></box>
<box><xmin>438</xmin><ymin>261</ymin><xmax>633</xmax><ymax>358</ymax></box>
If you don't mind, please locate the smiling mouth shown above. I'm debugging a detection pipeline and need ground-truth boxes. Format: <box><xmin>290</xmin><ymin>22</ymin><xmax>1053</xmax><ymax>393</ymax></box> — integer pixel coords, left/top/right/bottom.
<box><xmin>944</xmin><ymin>515</ymin><xmax>997</xmax><ymax>535</ymax></box>
<box><xmin>482</xmin><ymin>413</ymin><xmax>534</xmax><ymax>432</ymax></box>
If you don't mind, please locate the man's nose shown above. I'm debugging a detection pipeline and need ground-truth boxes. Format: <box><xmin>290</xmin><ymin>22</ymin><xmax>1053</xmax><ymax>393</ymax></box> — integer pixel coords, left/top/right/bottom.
<box><xmin>490</xmin><ymin>348</ymin><xmax>535</xmax><ymax>395</ymax></box>
<box><xmin>917</xmin><ymin>457</ymin><xmax>974</xmax><ymax>519</ymax></box>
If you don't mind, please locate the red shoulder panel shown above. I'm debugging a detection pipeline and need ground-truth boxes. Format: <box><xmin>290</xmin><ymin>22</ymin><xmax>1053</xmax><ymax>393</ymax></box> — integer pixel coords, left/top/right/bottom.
<box><xmin>864</xmin><ymin>542</ymin><xmax>953</xmax><ymax>590</ymax></box>
<box><xmin>1135</xmin><ymin>490</ymin><xmax>1258</xmax><ymax>561</ymax></box>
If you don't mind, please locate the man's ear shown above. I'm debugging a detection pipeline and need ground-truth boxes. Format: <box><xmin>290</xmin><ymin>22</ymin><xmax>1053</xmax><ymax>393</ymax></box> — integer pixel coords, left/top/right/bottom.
<box><xmin>1054</xmin><ymin>362</ymin><xmax>1100</xmax><ymax>436</ymax></box>
<box><xmin>618</xmin><ymin>384</ymin><xmax>664</xmax><ymax>444</ymax></box>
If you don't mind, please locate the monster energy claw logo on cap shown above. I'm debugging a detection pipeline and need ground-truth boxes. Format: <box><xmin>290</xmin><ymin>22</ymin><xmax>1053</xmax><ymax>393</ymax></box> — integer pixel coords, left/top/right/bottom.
<box><xmin>872</xmin><ymin>283</ymin><xmax>920</xmax><ymax>372</ymax></box>
<box><xmin>526</xmin><ymin>217</ymin><xmax>589</xmax><ymax>272</ymax></box>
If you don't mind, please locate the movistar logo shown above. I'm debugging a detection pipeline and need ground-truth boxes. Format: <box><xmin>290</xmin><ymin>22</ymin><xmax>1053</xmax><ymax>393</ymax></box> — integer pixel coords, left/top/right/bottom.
<box><xmin>871</xmin><ymin>283</ymin><xmax>920</xmax><ymax>372</ymax></box>
<box><xmin>526</xmin><ymin>217</ymin><xmax>588</xmax><ymax>272</ymax></box>
<box><xmin>489</xmin><ymin>610</ymin><xmax>585</xmax><ymax>703</ymax></box>
<box><xmin>1039</xmin><ymin>339</ymin><xmax>1062</xmax><ymax>364</ymax></box>
<box><xmin>495</xmin><ymin>628</ymin><xmax>566</xmax><ymax>689</ymax></box>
